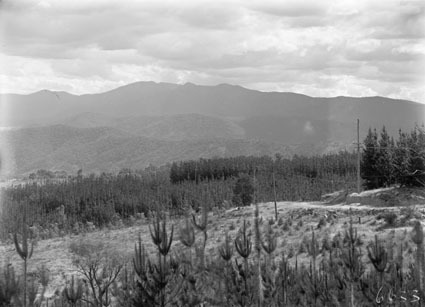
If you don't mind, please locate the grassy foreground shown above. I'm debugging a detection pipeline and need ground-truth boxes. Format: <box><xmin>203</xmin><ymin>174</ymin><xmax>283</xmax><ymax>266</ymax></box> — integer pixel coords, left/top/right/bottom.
<box><xmin>1</xmin><ymin>190</ymin><xmax>425</xmax><ymax>306</ymax></box>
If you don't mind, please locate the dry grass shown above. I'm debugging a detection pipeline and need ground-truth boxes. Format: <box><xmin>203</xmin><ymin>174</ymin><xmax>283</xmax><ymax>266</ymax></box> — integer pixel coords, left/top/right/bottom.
<box><xmin>0</xmin><ymin>199</ymin><xmax>423</xmax><ymax>300</ymax></box>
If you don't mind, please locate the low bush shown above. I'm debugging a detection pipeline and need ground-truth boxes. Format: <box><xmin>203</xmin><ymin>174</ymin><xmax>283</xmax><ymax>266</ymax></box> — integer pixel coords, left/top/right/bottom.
<box><xmin>377</xmin><ymin>211</ymin><xmax>398</xmax><ymax>227</ymax></box>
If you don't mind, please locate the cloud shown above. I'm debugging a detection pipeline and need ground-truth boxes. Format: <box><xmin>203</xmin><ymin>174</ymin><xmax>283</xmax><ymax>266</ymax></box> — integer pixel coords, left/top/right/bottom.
<box><xmin>249</xmin><ymin>0</ymin><xmax>327</xmax><ymax>18</ymax></box>
<box><xmin>0</xmin><ymin>0</ymin><xmax>423</xmax><ymax>103</ymax></box>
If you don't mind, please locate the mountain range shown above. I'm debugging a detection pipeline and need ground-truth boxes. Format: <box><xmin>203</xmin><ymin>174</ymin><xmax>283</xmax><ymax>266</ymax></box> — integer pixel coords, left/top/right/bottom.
<box><xmin>0</xmin><ymin>82</ymin><xmax>424</xmax><ymax>177</ymax></box>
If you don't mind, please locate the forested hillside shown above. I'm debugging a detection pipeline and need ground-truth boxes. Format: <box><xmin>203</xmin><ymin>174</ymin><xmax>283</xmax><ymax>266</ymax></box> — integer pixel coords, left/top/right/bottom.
<box><xmin>2</xmin><ymin>124</ymin><xmax>423</xmax><ymax>240</ymax></box>
<box><xmin>1</xmin><ymin>82</ymin><xmax>424</xmax><ymax>179</ymax></box>
<box><xmin>0</xmin><ymin>125</ymin><xmax>292</xmax><ymax>177</ymax></box>
<box><xmin>0</xmin><ymin>151</ymin><xmax>357</xmax><ymax>238</ymax></box>
<box><xmin>0</xmin><ymin>125</ymin><xmax>424</xmax><ymax>307</ymax></box>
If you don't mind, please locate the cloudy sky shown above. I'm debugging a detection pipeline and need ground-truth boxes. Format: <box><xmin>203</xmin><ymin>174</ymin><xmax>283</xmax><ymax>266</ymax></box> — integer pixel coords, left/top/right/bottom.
<box><xmin>0</xmin><ymin>0</ymin><xmax>424</xmax><ymax>102</ymax></box>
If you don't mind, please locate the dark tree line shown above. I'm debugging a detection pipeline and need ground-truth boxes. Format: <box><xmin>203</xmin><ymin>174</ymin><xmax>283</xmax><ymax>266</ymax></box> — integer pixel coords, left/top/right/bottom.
<box><xmin>361</xmin><ymin>125</ymin><xmax>425</xmax><ymax>189</ymax></box>
<box><xmin>170</xmin><ymin>152</ymin><xmax>357</xmax><ymax>184</ymax></box>
<box><xmin>0</xmin><ymin>170</ymin><xmax>230</xmax><ymax>238</ymax></box>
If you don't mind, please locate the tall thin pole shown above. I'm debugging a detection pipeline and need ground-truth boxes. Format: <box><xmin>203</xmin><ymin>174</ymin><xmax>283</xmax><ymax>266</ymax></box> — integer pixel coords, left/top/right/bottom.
<box><xmin>357</xmin><ymin>119</ymin><xmax>361</xmax><ymax>194</ymax></box>
<box><xmin>253</xmin><ymin>168</ymin><xmax>256</xmax><ymax>204</ymax></box>
<box><xmin>272</xmin><ymin>170</ymin><xmax>278</xmax><ymax>221</ymax></box>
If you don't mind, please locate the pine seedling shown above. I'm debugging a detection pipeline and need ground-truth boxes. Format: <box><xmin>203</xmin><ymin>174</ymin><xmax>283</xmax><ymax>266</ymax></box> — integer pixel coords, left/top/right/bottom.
<box><xmin>150</xmin><ymin>213</ymin><xmax>163</xmax><ymax>247</ymax></box>
<box><xmin>37</xmin><ymin>265</ymin><xmax>49</xmax><ymax>289</ymax></box>
<box><xmin>307</xmin><ymin>231</ymin><xmax>319</xmax><ymax>304</ymax></box>
<box><xmin>318</xmin><ymin>266</ymin><xmax>335</xmax><ymax>306</ymax></box>
<box><xmin>219</xmin><ymin>232</ymin><xmax>234</xmax><ymax>305</ymax></box>
<box><xmin>394</xmin><ymin>244</ymin><xmax>404</xmax><ymax>299</ymax></box>
<box><xmin>192</xmin><ymin>201</ymin><xmax>209</xmax><ymax>268</ymax></box>
<box><xmin>133</xmin><ymin>237</ymin><xmax>157</xmax><ymax>306</ymax></box>
<box><xmin>367</xmin><ymin>235</ymin><xmax>388</xmax><ymax>285</ymax></box>
<box><xmin>235</xmin><ymin>220</ymin><xmax>252</xmax><ymax>290</ymax></box>
<box><xmin>261</xmin><ymin>223</ymin><xmax>277</xmax><ymax>255</ymax></box>
<box><xmin>235</xmin><ymin>219</ymin><xmax>252</xmax><ymax>305</ymax></box>
<box><xmin>302</xmin><ymin>231</ymin><xmax>321</xmax><ymax>307</ymax></box>
<box><xmin>180</xmin><ymin>219</ymin><xmax>195</xmax><ymax>249</ymax></box>
<box><xmin>160</xmin><ymin>220</ymin><xmax>174</xmax><ymax>258</ymax></box>
<box><xmin>253</xmin><ymin>203</ymin><xmax>264</xmax><ymax>307</ymax></box>
<box><xmin>27</xmin><ymin>277</ymin><xmax>38</xmax><ymax>307</ymax></box>
<box><xmin>0</xmin><ymin>264</ymin><xmax>20</xmax><ymax>306</ymax></box>
<box><xmin>150</xmin><ymin>213</ymin><xmax>174</xmax><ymax>257</ymax></box>
<box><xmin>192</xmin><ymin>203</ymin><xmax>208</xmax><ymax>234</ymax></box>
<box><xmin>254</xmin><ymin>203</ymin><xmax>262</xmax><ymax>255</ymax></box>
<box><xmin>260</xmin><ymin>259</ymin><xmax>279</xmax><ymax>306</ymax></box>
<box><xmin>359</xmin><ymin>271</ymin><xmax>382</xmax><ymax>305</ymax></box>
<box><xmin>341</xmin><ymin>219</ymin><xmax>364</xmax><ymax>307</ymax></box>
<box><xmin>411</xmin><ymin>220</ymin><xmax>424</xmax><ymax>301</ymax></box>
<box><xmin>142</xmin><ymin>214</ymin><xmax>180</xmax><ymax>307</ymax></box>
<box><xmin>235</xmin><ymin>220</ymin><xmax>252</xmax><ymax>260</ymax></box>
<box><xmin>342</xmin><ymin>245</ymin><xmax>364</xmax><ymax>307</ymax></box>
<box><xmin>277</xmin><ymin>255</ymin><xmax>290</xmax><ymax>305</ymax></box>
<box><xmin>62</xmin><ymin>275</ymin><xmax>83</xmax><ymax>307</ymax></box>
<box><xmin>179</xmin><ymin>218</ymin><xmax>195</xmax><ymax>266</ymax></box>
<box><xmin>219</xmin><ymin>232</ymin><xmax>234</xmax><ymax>262</ymax></box>
<box><xmin>35</xmin><ymin>264</ymin><xmax>50</xmax><ymax>305</ymax></box>
<box><xmin>300</xmin><ymin>259</ymin><xmax>324</xmax><ymax>307</ymax></box>
<box><xmin>306</xmin><ymin>231</ymin><xmax>319</xmax><ymax>260</ymax></box>
<box><xmin>344</xmin><ymin>218</ymin><xmax>359</xmax><ymax>248</ymax></box>
<box><xmin>111</xmin><ymin>265</ymin><xmax>134</xmax><ymax>307</ymax></box>
<box><xmin>133</xmin><ymin>235</ymin><xmax>148</xmax><ymax>278</ymax></box>
<box><xmin>321</xmin><ymin>233</ymin><xmax>331</xmax><ymax>254</ymax></box>
<box><xmin>278</xmin><ymin>254</ymin><xmax>300</xmax><ymax>306</ymax></box>
<box><xmin>261</xmin><ymin>223</ymin><xmax>277</xmax><ymax>270</ymax></box>
<box><xmin>14</xmin><ymin>222</ymin><xmax>34</xmax><ymax>307</ymax></box>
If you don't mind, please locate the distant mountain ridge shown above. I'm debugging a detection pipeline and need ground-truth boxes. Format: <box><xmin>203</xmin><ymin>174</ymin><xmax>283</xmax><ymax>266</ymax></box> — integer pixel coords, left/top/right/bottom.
<box><xmin>0</xmin><ymin>82</ymin><xmax>423</xmax><ymax>177</ymax></box>
<box><xmin>2</xmin><ymin>81</ymin><xmax>423</xmax><ymax>128</ymax></box>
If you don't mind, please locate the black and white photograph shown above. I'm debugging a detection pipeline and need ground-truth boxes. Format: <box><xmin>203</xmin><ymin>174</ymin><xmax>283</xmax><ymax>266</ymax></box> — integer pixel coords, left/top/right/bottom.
<box><xmin>0</xmin><ymin>0</ymin><xmax>424</xmax><ymax>305</ymax></box>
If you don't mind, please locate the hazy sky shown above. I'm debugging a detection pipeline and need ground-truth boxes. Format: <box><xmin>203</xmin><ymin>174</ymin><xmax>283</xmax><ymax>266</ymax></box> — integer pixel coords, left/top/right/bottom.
<box><xmin>1</xmin><ymin>0</ymin><xmax>424</xmax><ymax>102</ymax></box>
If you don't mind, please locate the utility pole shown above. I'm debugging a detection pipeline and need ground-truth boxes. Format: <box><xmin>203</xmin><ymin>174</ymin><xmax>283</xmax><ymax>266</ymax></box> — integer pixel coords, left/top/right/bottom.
<box><xmin>253</xmin><ymin>167</ymin><xmax>256</xmax><ymax>205</ymax></box>
<box><xmin>272</xmin><ymin>170</ymin><xmax>278</xmax><ymax>221</ymax></box>
<box><xmin>357</xmin><ymin>119</ymin><xmax>361</xmax><ymax>194</ymax></box>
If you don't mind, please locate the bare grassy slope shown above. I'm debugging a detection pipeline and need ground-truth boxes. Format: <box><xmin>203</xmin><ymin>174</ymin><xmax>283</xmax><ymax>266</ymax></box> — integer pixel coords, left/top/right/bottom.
<box><xmin>1</xmin><ymin>196</ymin><xmax>424</xmax><ymax>301</ymax></box>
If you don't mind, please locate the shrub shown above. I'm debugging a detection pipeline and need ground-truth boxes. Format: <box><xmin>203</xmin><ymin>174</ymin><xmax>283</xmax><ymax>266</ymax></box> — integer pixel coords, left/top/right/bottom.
<box><xmin>400</xmin><ymin>206</ymin><xmax>419</xmax><ymax>226</ymax></box>
<box><xmin>321</xmin><ymin>233</ymin><xmax>331</xmax><ymax>253</ymax></box>
<box><xmin>282</xmin><ymin>220</ymin><xmax>290</xmax><ymax>231</ymax></box>
<box><xmin>317</xmin><ymin>217</ymin><xmax>327</xmax><ymax>229</ymax></box>
<box><xmin>232</xmin><ymin>174</ymin><xmax>255</xmax><ymax>207</ymax></box>
<box><xmin>76</xmin><ymin>253</ymin><xmax>123</xmax><ymax>306</ymax></box>
<box><xmin>287</xmin><ymin>245</ymin><xmax>295</xmax><ymax>259</ymax></box>
<box><xmin>381</xmin><ymin>212</ymin><xmax>398</xmax><ymax>227</ymax></box>
<box><xmin>332</xmin><ymin>232</ymin><xmax>342</xmax><ymax>249</ymax></box>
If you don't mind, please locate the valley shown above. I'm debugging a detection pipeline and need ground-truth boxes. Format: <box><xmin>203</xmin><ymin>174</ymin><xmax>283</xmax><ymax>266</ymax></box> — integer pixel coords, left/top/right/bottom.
<box><xmin>1</xmin><ymin>82</ymin><xmax>424</xmax><ymax>178</ymax></box>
